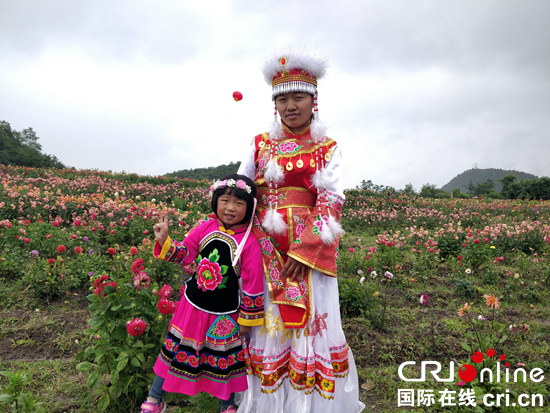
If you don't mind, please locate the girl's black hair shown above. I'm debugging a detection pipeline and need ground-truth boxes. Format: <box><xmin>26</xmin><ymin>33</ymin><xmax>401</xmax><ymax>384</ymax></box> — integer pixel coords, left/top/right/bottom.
<box><xmin>211</xmin><ymin>173</ymin><xmax>257</xmax><ymax>226</ymax></box>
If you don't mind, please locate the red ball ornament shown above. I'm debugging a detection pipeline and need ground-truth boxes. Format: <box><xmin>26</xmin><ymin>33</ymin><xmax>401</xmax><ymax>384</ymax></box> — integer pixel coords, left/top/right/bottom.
<box><xmin>458</xmin><ymin>364</ymin><xmax>477</xmax><ymax>382</ymax></box>
<box><xmin>232</xmin><ymin>91</ymin><xmax>243</xmax><ymax>102</ymax></box>
<box><xmin>486</xmin><ymin>348</ymin><xmax>495</xmax><ymax>357</ymax></box>
<box><xmin>472</xmin><ymin>351</ymin><xmax>484</xmax><ymax>363</ymax></box>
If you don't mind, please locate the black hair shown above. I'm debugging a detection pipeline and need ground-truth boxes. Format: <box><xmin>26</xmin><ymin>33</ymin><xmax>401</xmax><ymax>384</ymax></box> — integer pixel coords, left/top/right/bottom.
<box><xmin>211</xmin><ymin>173</ymin><xmax>257</xmax><ymax>226</ymax></box>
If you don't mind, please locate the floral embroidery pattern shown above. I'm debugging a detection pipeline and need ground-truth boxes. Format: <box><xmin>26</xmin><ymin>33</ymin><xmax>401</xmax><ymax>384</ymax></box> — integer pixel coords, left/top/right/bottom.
<box><xmin>312</xmin><ymin>215</ymin><xmax>329</xmax><ymax>236</ymax></box>
<box><xmin>260</xmin><ymin>237</ymin><xmax>274</xmax><ymax>254</ymax></box>
<box><xmin>285</xmin><ymin>286</ymin><xmax>303</xmax><ymax>302</ymax></box>
<box><xmin>309</xmin><ymin>307</ymin><xmax>328</xmax><ymax>337</ymax></box>
<box><xmin>277</xmin><ymin>141</ymin><xmax>302</xmax><ymax>155</ymax></box>
<box><xmin>195</xmin><ymin>248</ymin><xmax>228</xmax><ymax>291</ymax></box>
<box><xmin>258</xmin><ymin>306</ymin><xmax>285</xmax><ymax>339</ymax></box>
<box><xmin>208</xmin><ymin>315</ymin><xmax>238</xmax><ymax>339</ymax></box>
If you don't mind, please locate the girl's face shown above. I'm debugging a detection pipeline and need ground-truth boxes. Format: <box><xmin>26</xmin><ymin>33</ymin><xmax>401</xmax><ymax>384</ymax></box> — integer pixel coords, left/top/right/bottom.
<box><xmin>217</xmin><ymin>191</ymin><xmax>247</xmax><ymax>227</ymax></box>
<box><xmin>275</xmin><ymin>92</ymin><xmax>314</xmax><ymax>133</ymax></box>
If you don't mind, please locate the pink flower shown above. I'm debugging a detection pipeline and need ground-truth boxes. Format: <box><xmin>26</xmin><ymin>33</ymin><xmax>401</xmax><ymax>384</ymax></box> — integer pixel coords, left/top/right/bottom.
<box><xmin>131</xmin><ymin>258</ymin><xmax>145</xmax><ymax>274</ymax></box>
<box><xmin>126</xmin><ymin>318</ymin><xmax>147</xmax><ymax>337</ymax></box>
<box><xmin>260</xmin><ymin>238</ymin><xmax>274</xmax><ymax>254</ymax></box>
<box><xmin>286</xmin><ymin>287</ymin><xmax>301</xmax><ymax>300</ymax></box>
<box><xmin>254</xmin><ymin>296</ymin><xmax>263</xmax><ymax>307</ymax></box>
<box><xmin>188</xmin><ymin>355</ymin><xmax>198</xmax><ymax>367</ymax></box>
<box><xmin>270</xmin><ymin>268</ymin><xmax>280</xmax><ymax>281</ymax></box>
<box><xmin>243</xmin><ymin>296</ymin><xmax>254</xmax><ymax>307</ymax></box>
<box><xmin>295</xmin><ymin>223</ymin><xmax>305</xmax><ymax>237</ymax></box>
<box><xmin>176</xmin><ymin>352</ymin><xmax>188</xmax><ymax>363</ymax></box>
<box><xmin>133</xmin><ymin>272</ymin><xmax>151</xmax><ymax>290</ymax></box>
<box><xmin>214</xmin><ymin>318</ymin><xmax>235</xmax><ymax>336</ymax></box>
<box><xmin>157</xmin><ymin>298</ymin><xmax>175</xmax><ymax>315</ymax></box>
<box><xmin>57</xmin><ymin>245</ymin><xmax>66</xmax><ymax>253</ymax></box>
<box><xmin>349</xmin><ymin>247</ymin><xmax>355</xmax><ymax>253</ymax></box>
<box><xmin>158</xmin><ymin>284</ymin><xmax>173</xmax><ymax>299</ymax></box>
<box><xmin>456</xmin><ymin>381</ymin><xmax>466</xmax><ymax>387</ymax></box>
<box><xmin>218</xmin><ymin>358</ymin><xmax>228</xmax><ymax>369</ymax></box>
<box><xmin>130</xmin><ymin>246</ymin><xmax>138</xmax><ymax>255</ymax></box>
<box><xmin>236</xmin><ymin>180</ymin><xmax>247</xmax><ymax>189</ymax></box>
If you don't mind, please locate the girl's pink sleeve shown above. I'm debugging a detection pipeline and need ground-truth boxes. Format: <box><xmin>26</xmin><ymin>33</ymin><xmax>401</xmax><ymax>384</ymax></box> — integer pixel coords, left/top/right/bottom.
<box><xmin>153</xmin><ymin>223</ymin><xmax>203</xmax><ymax>266</ymax></box>
<box><xmin>237</xmin><ymin>235</ymin><xmax>265</xmax><ymax>326</ymax></box>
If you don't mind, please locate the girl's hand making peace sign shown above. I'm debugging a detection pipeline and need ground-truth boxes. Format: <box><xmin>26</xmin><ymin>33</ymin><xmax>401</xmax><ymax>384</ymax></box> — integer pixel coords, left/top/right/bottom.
<box><xmin>153</xmin><ymin>214</ymin><xmax>169</xmax><ymax>246</ymax></box>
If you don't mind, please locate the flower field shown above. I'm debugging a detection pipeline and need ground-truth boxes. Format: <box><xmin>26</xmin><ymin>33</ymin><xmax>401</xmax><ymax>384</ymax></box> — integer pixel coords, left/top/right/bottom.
<box><xmin>1</xmin><ymin>164</ymin><xmax>549</xmax><ymax>412</ymax></box>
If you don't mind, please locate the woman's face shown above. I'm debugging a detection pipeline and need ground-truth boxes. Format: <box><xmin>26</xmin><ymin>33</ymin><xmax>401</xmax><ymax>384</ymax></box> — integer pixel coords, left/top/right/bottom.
<box><xmin>275</xmin><ymin>92</ymin><xmax>314</xmax><ymax>133</ymax></box>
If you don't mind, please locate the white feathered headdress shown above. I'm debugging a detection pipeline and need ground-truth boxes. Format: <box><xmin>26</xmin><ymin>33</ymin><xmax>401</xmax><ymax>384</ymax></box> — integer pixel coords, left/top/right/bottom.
<box><xmin>263</xmin><ymin>46</ymin><xmax>329</xmax><ymax>142</ymax></box>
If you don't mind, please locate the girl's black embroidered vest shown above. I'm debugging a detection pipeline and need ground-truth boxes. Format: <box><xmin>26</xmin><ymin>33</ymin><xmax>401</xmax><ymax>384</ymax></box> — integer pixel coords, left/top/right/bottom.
<box><xmin>184</xmin><ymin>232</ymin><xmax>241</xmax><ymax>314</ymax></box>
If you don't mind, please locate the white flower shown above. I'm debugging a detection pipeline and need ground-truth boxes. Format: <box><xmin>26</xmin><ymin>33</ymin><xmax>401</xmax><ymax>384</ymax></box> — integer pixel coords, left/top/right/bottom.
<box><xmin>370</xmin><ymin>271</ymin><xmax>377</xmax><ymax>279</ymax></box>
<box><xmin>151</xmin><ymin>198</ymin><xmax>156</xmax><ymax>203</ymax></box>
<box><xmin>465</xmin><ymin>268</ymin><xmax>472</xmax><ymax>274</ymax></box>
<box><xmin>357</xmin><ymin>269</ymin><xmax>363</xmax><ymax>275</ymax></box>
<box><xmin>360</xmin><ymin>276</ymin><xmax>366</xmax><ymax>285</ymax></box>
<box><xmin>384</xmin><ymin>271</ymin><xmax>394</xmax><ymax>279</ymax></box>
<box><xmin>226</xmin><ymin>179</ymin><xmax>236</xmax><ymax>187</ymax></box>
<box><xmin>420</xmin><ymin>295</ymin><xmax>428</xmax><ymax>305</ymax></box>
<box><xmin>114</xmin><ymin>192</ymin><xmax>119</xmax><ymax>197</ymax></box>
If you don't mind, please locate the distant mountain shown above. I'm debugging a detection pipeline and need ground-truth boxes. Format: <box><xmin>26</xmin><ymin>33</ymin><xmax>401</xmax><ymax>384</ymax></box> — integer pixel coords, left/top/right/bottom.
<box><xmin>166</xmin><ymin>161</ymin><xmax>241</xmax><ymax>181</ymax></box>
<box><xmin>441</xmin><ymin>168</ymin><xmax>538</xmax><ymax>193</ymax></box>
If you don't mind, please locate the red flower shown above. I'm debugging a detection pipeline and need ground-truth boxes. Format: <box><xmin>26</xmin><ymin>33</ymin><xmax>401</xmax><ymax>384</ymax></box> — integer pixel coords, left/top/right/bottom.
<box><xmin>126</xmin><ymin>318</ymin><xmax>147</xmax><ymax>337</ymax></box>
<box><xmin>131</xmin><ymin>258</ymin><xmax>145</xmax><ymax>274</ymax></box>
<box><xmin>74</xmin><ymin>219</ymin><xmax>81</xmax><ymax>226</ymax></box>
<box><xmin>200</xmin><ymin>354</ymin><xmax>207</xmax><ymax>364</ymax></box>
<box><xmin>94</xmin><ymin>281</ymin><xmax>117</xmax><ymax>297</ymax></box>
<box><xmin>218</xmin><ymin>358</ymin><xmax>228</xmax><ymax>369</ymax></box>
<box><xmin>130</xmin><ymin>246</ymin><xmax>138</xmax><ymax>255</ymax></box>
<box><xmin>458</xmin><ymin>256</ymin><xmax>463</xmax><ymax>261</ymax></box>
<box><xmin>158</xmin><ymin>284</ymin><xmax>172</xmax><ymax>299</ymax></box>
<box><xmin>196</xmin><ymin>258</ymin><xmax>223</xmax><ymax>291</ymax></box>
<box><xmin>176</xmin><ymin>352</ymin><xmax>188</xmax><ymax>363</ymax></box>
<box><xmin>387</xmin><ymin>242</ymin><xmax>394</xmax><ymax>247</ymax></box>
<box><xmin>157</xmin><ymin>298</ymin><xmax>175</xmax><ymax>315</ymax></box>
<box><xmin>52</xmin><ymin>221</ymin><xmax>59</xmax><ymax>227</ymax></box>
<box><xmin>254</xmin><ymin>296</ymin><xmax>264</xmax><ymax>307</ymax></box>
<box><xmin>462</xmin><ymin>243</ymin><xmax>467</xmax><ymax>247</ymax></box>
<box><xmin>57</xmin><ymin>245</ymin><xmax>66</xmax><ymax>253</ymax></box>
<box><xmin>108</xmin><ymin>247</ymin><xmax>116</xmax><ymax>255</ymax></box>
<box><xmin>47</xmin><ymin>258</ymin><xmax>55</xmax><ymax>265</ymax></box>
<box><xmin>228</xmin><ymin>354</ymin><xmax>236</xmax><ymax>366</ymax></box>
<box><xmin>243</xmin><ymin>296</ymin><xmax>254</xmax><ymax>308</ymax></box>
<box><xmin>74</xmin><ymin>246</ymin><xmax>83</xmax><ymax>254</ymax></box>
<box><xmin>208</xmin><ymin>355</ymin><xmax>216</xmax><ymax>366</ymax></box>
<box><xmin>349</xmin><ymin>247</ymin><xmax>355</xmax><ymax>253</ymax></box>
<box><xmin>188</xmin><ymin>355</ymin><xmax>198</xmax><ymax>367</ymax></box>
<box><xmin>24</xmin><ymin>238</ymin><xmax>30</xmax><ymax>243</ymax></box>
<box><xmin>237</xmin><ymin>350</ymin><xmax>244</xmax><ymax>362</ymax></box>
<box><xmin>45</xmin><ymin>234</ymin><xmax>51</xmax><ymax>239</ymax></box>
<box><xmin>484</xmin><ymin>238</ymin><xmax>489</xmax><ymax>243</ymax></box>
<box><xmin>474</xmin><ymin>239</ymin><xmax>480</xmax><ymax>244</ymax></box>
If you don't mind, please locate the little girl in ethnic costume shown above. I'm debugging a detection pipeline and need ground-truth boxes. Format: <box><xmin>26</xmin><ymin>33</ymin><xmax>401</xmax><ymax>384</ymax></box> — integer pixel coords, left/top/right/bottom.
<box><xmin>237</xmin><ymin>48</ymin><xmax>364</xmax><ymax>412</ymax></box>
<box><xmin>141</xmin><ymin>174</ymin><xmax>264</xmax><ymax>413</ymax></box>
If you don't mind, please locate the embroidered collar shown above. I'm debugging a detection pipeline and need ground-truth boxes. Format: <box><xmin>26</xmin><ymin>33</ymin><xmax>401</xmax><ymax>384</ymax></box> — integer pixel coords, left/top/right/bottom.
<box><xmin>281</xmin><ymin>122</ymin><xmax>311</xmax><ymax>138</ymax></box>
<box><xmin>215</xmin><ymin>217</ymin><xmax>248</xmax><ymax>235</ymax></box>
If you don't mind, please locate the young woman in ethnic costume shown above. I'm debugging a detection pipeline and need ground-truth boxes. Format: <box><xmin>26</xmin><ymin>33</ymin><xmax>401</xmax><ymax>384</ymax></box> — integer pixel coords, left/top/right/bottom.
<box><xmin>141</xmin><ymin>174</ymin><xmax>264</xmax><ymax>413</ymax></box>
<box><xmin>236</xmin><ymin>48</ymin><xmax>365</xmax><ymax>413</ymax></box>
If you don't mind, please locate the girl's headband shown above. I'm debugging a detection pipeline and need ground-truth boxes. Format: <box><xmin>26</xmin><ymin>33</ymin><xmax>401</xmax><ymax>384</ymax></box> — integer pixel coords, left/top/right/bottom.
<box><xmin>210</xmin><ymin>179</ymin><xmax>252</xmax><ymax>195</ymax></box>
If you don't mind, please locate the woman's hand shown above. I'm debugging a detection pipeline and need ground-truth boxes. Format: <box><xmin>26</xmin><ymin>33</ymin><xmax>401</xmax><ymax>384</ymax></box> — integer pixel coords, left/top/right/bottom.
<box><xmin>153</xmin><ymin>214</ymin><xmax>169</xmax><ymax>247</ymax></box>
<box><xmin>239</xmin><ymin>324</ymin><xmax>251</xmax><ymax>335</ymax></box>
<box><xmin>281</xmin><ymin>256</ymin><xmax>308</xmax><ymax>281</ymax></box>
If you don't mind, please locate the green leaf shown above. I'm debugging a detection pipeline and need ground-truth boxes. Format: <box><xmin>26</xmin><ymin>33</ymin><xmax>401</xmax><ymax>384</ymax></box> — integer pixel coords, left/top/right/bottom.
<box><xmin>87</xmin><ymin>371</ymin><xmax>100</xmax><ymax>388</ymax></box>
<box><xmin>135</xmin><ymin>353</ymin><xmax>145</xmax><ymax>363</ymax></box>
<box><xmin>0</xmin><ymin>394</ymin><xmax>15</xmax><ymax>403</ymax></box>
<box><xmin>110</xmin><ymin>305</ymin><xmax>121</xmax><ymax>311</ymax></box>
<box><xmin>109</xmin><ymin>384</ymin><xmax>122</xmax><ymax>399</ymax></box>
<box><xmin>116</xmin><ymin>358</ymin><xmax>128</xmax><ymax>372</ymax></box>
<box><xmin>220</xmin><ymin>265</ymin><xmax>228</xmax><ymax>275</ymax></box>
<box><xmin>103</xmin><ymin>285</ymin><xmax>117</xmax><ymax>296</ymax></box>
<box><xmin>208</xmin><ymin>249</ymin><xmax>220</xmax><ymax>263</ymax></box>
<box><xmin>86</xmin><ymin>294</ymin><xmax>99</xmax><ymax>303</ymax></box>
<box><xmin>88</xmin><ymin>317</ymin><xmax>105</xmax><ymax>328</ymax></box>
<box><xmin>109</xmin><ymin>369</ymin><xmax>119</xmax><ymax>383</ymax></box>
<box><xmin>116</xmin><ymin>352</ymin><xmax>129</xmax><ymax>361</ymax></box>
<box><xmin>96</xmin><ymin>393</ymin><xmax>110</xmax><ymax>412</ymax></box>
<box><xmin>133</xmin><ymin>340</ymin><xmax>144</xmax><ymax>348</ymax></box>
<box><xmin>131</xmin><ymin>357</ymin><xmax>141</xmax><ymax>367</ymax></box>
<box><xmin>76</xmin><ymin>361</ymin><xmax>93</xmax><ymax>373</ymax></box>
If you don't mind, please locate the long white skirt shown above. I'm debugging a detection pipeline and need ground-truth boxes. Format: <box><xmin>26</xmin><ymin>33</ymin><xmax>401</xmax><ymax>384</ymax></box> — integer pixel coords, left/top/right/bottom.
<box><xmin>237</xmin><ymin>270</ymin><xmax>365</xmax><ymax>413</ymax></box>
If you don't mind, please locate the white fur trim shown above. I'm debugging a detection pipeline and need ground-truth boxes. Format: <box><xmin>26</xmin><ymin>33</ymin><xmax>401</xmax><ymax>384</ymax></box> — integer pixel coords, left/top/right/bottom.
<box><xmin>269</xmin><ymin>121</ymin><xmax>284</xmax><ymax>141</ymax></box>
<box><xmin>320</xmin><ymin>223</ymin><xmax>335</xmax><ymax>245</ymax></box>
<box><xmin>265</xmin><ymin>159</ymin><xmax>285</xmax><ymax>185</ymax></box>
<box><xmin>310</xmin><ymin>117</ymin><xmax>327</xmax><ymax>143</ymax></box>
<box><xmin>327</xmin><ymin>212</ymin><xmax>344</xmax><ymax>237</ymax></box>
<box><xmin>262</xmin><ymin>209</ymin><xmax>287</xmax><ymax>235</ymax></box>
<box><xmin>262</xmin><ymin>46</ymin><xmax>328</xmax><ymax>85</ymax></box>
<box><xmin>311</xmin><ymin>169</ymin><xmax>332</xmax><ymax>191</ymax></box>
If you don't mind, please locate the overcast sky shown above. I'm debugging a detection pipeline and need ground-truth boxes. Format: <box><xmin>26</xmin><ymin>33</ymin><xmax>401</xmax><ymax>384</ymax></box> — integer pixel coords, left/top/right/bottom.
<box><xmin>1</xmin><ymin>0</ymin><xmax>549</xmax><ymax>191</ymax></box>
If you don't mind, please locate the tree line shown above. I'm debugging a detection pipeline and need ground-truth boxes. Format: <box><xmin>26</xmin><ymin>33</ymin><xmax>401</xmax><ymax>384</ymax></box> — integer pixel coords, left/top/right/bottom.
<box><xmin>0</xmin><ymin>121</ymin><xmax>64</xmax><ymax>169</ymax></box>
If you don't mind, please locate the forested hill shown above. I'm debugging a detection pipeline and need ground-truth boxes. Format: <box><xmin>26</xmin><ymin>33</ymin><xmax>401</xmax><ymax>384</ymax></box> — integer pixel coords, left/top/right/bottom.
<box><xmin>166</xmin><ymin>161</ymin><xmax>241</xmax><ymax>181</ymax></box>
<box><xmin>442</xmin><ymin>168</ymin><xmax>538</xmax><ymax>193</ymax></box>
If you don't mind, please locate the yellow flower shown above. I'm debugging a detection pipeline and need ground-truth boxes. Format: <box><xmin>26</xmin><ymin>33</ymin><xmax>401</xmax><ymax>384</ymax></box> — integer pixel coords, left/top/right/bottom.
<box><xmin>490</xmin><ymin>246</ymin><xmax>495</xmax><ymax>249</ymax></box>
